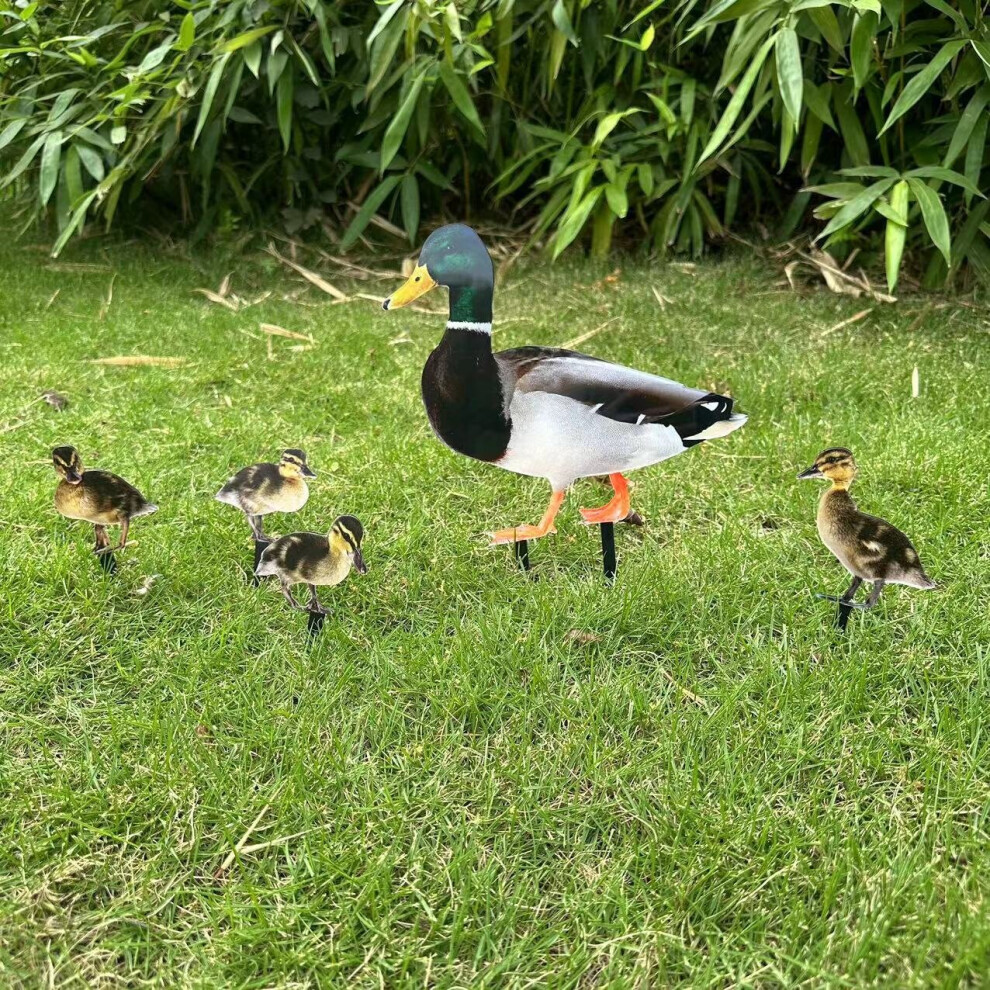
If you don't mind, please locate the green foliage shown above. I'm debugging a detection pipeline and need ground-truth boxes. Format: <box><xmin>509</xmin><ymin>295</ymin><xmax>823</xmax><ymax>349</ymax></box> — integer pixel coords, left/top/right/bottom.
<box><xmin>0</xmin><ymin>0</ymin><xmax>987</xmax><ymax>285</ymax></box>
<box><xmin>691</xmin><ymin>0</ymin><xmax>990</xmax><ymax>287</ymax></box>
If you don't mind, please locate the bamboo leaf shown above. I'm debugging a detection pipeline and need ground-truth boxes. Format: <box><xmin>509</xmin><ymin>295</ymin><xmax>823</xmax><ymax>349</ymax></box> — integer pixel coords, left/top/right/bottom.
<box><xmin>817</xmin><ymin>178</ymin><xmax>895</xmax><ymax>239</ymax></box>
<box><xmin>552</xmin><ymin>0</ymin><xmax>579</xmax><ymax>46</ymax></box>
<box><xmin>807</xmin><ymin>5</ymin><xmax>844</xmax><ymax>53</ymax></box>
<box><xmin>380</xmin><ymin>72</ymin><xmax>426</xmax><ymax>174</ymax></box>
<box><xmin>193</xmin><ymin>53</ymin><xmax>230</xmax><ymax>146</ymax></box>
<box><xmin>803</xmin><ymin>81</ymin><xmax>835</xmax><ymax>129</ymax></box>
<box><xmin>276</xmin><ymin>65</ymin><xmax>293</xmax><ymax>153</ymax></box>
<box><xmin>243</xmin><ymin>41</ymin><xmax>262</xmax><ymax>78</ymax></box>
<box><xmin>136</xmin><ymin>42</ymin><xmax>171</xmax><ymax>75</ymax></box>
<box><xmin>963</xmin><ymin>112</ymin><xmax>989</xmax><ymax>205</ymax></box>
<box><xmin>804</xmin><ymin>182</ymin><xmax>868</xmax><ymax>198</ymax></box>
<box><xmin>775</xmin><ymin>28</ymin><xmax>803</xmax><ymax>125</ymax></box>
<box><xmin>944</xmin><ymin>87</ymin><xmax>990</xmax><ymax>168</ymax></box>
<box><xmin>834</xmin><ymin>86</ymin><xmax>870</xmax><ymax>165</ymax></box>
<box><xmin>220</xmin><ymin>26</ymin><xmax>276</xmax><ymax>54</ymax></box>
<box><xmin>698</xmin><ymin>34</ymin><xmax>774</xmax><ymax>163</ymax></box>
<box><xmin>885</xmin><ymin>179</ymin><xmax>909</xmax><ymax>291</ymax></box>
<box><xmin>879</xmin><ymin>41</ymin><xmax>965</xmax><ymax>135</ymax></box>
<box><xmin>850</xmin><ymin>12</ymin><xmax>876</xmax><ymax>92</ymax></box>
<box><xmin>907</xmin><ymin>177</ymin><xmax>951</xmax><ymax>264</ymax></box>
<box><xmin>0</xmin><ymin>118</ymin><xmax>26</xmax><ymax>152</ymax></box>
<box><xmin>593</xmin><ymin>109</ymin><xmax>641</xmax><ymax>148</ymax></box>
<box><xmin>340</xmin><ymin>175</ymin><xmax>401</xmax><ymax>250</ymax></box>
<box><xmin>839</xmin><ymin>165</ymin><xmax>899</xmax><ymax>178</ymax></box>
<box><xmin>400</xmin><ymin>173</ymin><xmax>420</xmax><ymax>244</ymax></box>
<box><xmin>973</xmin><ymin>40</ymin><xmax>990</xmax><ymax>77</ymax></box>
<box><xmin>438</xmin><ymin>60</ymin><xmax>484</xmax><ymax>135</ymax></box>
<box><xmin>801</xmin><ymin>113</ymin><xmax>822</xmax><ymax>175</ymax></box>
<box><xmin>367</xmin><ymin>1</ymin><xmax>404</xmax><ymax>49</ymax></box>
<box><xmin>685</xmin><ymin>0</ymin><xmax>774</xmax><ymax>41</ymax></box>
<box><xmin>39</xmin><ymin>130</ymin><xmax>62</xmax><ymax>206</ymax></box>
<box><xmin>605</xmin><ymin>181</ymin><xmax>628</xmax><ymax>217</ymax></box>
<box><xmin>553</xmin><ymin>186</ymin><xmax>604</xmax><ymax>257</ymax></box>
<box><xmin>75</xmin><ymin>142</ymin><xmax>104</xmax><ymax>182</ymax></box>
<box><xmin>177</xmin><ymin>12</ymin><xmax>195</xmax><ymax>53</ymax></box>
<box><xmin>908</xmin><ymin>165</ymin><xmax>984</xmax><ymax>199</ymax></box>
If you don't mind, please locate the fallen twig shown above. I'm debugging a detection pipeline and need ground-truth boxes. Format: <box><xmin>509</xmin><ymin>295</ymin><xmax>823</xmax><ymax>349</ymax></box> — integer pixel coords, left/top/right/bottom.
<box><xmin>90</xmin><ymin>356</ymin><xmax>189</xmax><ymax>367</ymax></box>
<box><xmin>266</xmin><ymin>243</ymin><xmax>348</xmax><ymax>300</ymax></box>
<box><xmin>260</xmin><ymin>323</ymin><xmax>314</xmax><ymax>343</ymax></box>
<box><xmin>820</xmin><ymin>308</ymin><xmax>872</xmax><ymax>336</ymax></box>
<box><xmin>215</xmin><ymin>804</ymin><xmax>271</xmax><ymax>878</ymax></box>
<box><xmin>561</xmin><ymin>316</ymin><xmax>621</xmax><ymax>350</ymax></box>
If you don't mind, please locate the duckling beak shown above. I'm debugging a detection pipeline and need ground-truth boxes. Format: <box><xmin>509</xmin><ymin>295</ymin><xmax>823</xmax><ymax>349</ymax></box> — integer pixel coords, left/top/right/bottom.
<box><xmin>301</xmin><ymin>464</ymin><xmax>316</xmax><ymax>478</ymax></box>
<box><xmin>382</xmin><ymin>265</ymin><xmax>436</xmax><ymax>311</ymax></box>
<box><xmin>351</xmin><ymin>547</ymin><xmax>367</xmax><ymax>574</ymax></box>
<box><xmin>66</xmin><ymin>470</ymin><xmax>83</xmax><ymax>485</ymax></box>
<box><xmin>797</xmin><ymin>465</ymin><xmax>823</xmax><ymax>480</ymax></box>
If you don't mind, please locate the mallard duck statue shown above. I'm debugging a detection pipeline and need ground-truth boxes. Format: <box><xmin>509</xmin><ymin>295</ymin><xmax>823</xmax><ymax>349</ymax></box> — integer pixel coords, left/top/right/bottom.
<box><xmin>383</xmin><ymin>224</ymin><xmax>747</xmax><ymax>544</ymax></box>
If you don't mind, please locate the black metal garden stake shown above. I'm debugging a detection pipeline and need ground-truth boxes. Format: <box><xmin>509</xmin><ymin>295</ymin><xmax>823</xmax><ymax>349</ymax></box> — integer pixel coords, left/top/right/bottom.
<box><xmin>600</xmin><ymin>522</ymin><xmax>617</xmax><ymax>580</ymax></box>
<box><xmin>307</xmin><ymin>609</ymin><xmax>326</xmax><ymax>638</ymax></box>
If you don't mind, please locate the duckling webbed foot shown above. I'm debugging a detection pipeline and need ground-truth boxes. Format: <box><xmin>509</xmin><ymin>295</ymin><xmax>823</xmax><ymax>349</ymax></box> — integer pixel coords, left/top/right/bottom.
<box><xmin>490</xmin><ymin>490</ymin><xmax>565</xmax><ymax>546</ymax></box>
<box><xmin>816</xmin><ymin>576</ymin><xmax>863</xmax><ymax>604</ymax></box>
<box><xmin>93</xmin><ymin>525</ymin><xmax>113</xmax><ymax>554</ymax></box>
<box><xmin>580</xmin><ymin>473</ymin><xmax>630</xmax><ymax>526</ymax></box>
<box><xmin>306</xmin><ymin>585</ymin><xmax>328</xmax><ymax>615</ymax></box>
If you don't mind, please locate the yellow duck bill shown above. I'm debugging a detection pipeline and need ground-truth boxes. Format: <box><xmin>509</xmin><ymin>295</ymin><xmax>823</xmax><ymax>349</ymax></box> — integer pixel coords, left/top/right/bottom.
<box><xmin>382</xmin><ymin>265</ymin><xmax>436</xmax><ymax>310</ymax></box>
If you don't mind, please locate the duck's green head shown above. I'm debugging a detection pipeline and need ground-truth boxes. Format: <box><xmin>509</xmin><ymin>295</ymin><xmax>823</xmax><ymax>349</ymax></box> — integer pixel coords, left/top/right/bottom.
<box><xmin>382</xmin><ymin>224</ymin><xmax>493</xmax><ymax>313</ymax></box>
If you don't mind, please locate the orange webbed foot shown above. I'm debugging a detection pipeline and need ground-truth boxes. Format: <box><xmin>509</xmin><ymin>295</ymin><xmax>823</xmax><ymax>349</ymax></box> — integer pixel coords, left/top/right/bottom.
<box><xmin>579</xmin><ymin>473</ymin><xmax>630</xmax><ymax>526</ymax></box>
<box><xmin>488</xmin><ymin>490</ymin><xmax>566</xmax><ymax>547</ymax></box>
<box><xmin>489</xmin><ymin>522</ymin><xmax>558</xmax><ymax>546</ymax></box>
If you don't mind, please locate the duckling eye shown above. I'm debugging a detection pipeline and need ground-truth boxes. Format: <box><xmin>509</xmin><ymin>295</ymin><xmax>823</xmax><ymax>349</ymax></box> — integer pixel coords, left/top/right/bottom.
<box><xmin>414</xmin><ymin>275</ymin><xmax>421</xmax><ymax>283</ymax></box>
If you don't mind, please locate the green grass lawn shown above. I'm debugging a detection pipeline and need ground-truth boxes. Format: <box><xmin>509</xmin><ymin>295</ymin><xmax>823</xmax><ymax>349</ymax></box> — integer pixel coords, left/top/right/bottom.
<box><xmin>1</xmin><ymin>222</ymin><xmax>988</xmax><ymax>988</ymax></box>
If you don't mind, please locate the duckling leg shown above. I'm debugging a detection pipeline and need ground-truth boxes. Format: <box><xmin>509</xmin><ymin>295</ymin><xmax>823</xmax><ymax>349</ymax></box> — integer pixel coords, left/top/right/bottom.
<box><xmin>248</xmin><ymin>514</ymin><xmax>266</xmax><ymax>541</ymax></box>
<box><xmin>306</xmin><ymin>585</ymin><xmax>328</xmax><ymax>615</ymax></box>
<box><xmin>116</xmin><ymin>517</ymin><xmax>130</xmax><ymax>551</ymax></box>
<box><xmin>490</xmin><ymin>490</ymin><xmax>566</xmax><ymax>546</ymax></box>
<box><xmin>579</xmin><ymin>474</ymin><xmax>631</xmax><ymax>525</ymax></box>
<box><xmin>861</xmin><ymin>579</ymin><xmax>886</xmax><ymax>609</ymax></box>
<box><xmin>93</xmin><ymin>525</ymin><xmax>108</xmax><ymax>553</ymax></box>
<box><xmin>279</xmin><ymin>581</ymin><xmax>308</xmax><ymax>612</ymax></box>
<box><xmin>817</xmin><ymin>576</ymin><xmax>862</xmax><ymax>604</ymax></box>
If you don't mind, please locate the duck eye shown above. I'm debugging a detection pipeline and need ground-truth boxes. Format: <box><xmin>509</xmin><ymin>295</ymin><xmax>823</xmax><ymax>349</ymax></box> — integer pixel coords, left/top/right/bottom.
<box><xmin>415</xmin><ymin>276</ymin><xmax>421</xmax><ymax>282</ymax></box>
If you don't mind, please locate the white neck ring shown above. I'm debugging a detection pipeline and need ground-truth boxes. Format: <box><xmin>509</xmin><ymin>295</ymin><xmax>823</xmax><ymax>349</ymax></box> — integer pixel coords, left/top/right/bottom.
<box><xmin>446</xmin><ymin>320</ymin><xmax>492</xmax><ymax>334</ymax></box>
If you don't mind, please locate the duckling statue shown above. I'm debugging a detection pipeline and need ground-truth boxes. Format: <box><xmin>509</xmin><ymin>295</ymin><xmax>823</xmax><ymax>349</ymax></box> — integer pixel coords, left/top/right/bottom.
<box><xmin>52</xmin><ymin>445</ymin><xmax>157</xmax><ymax>559</ymax></box>
<box><xmin>215</xmin><ymin>448</ymin><xmax>316</xmax><ymax>541</ymax></box>
<box><xmin>255</xmin><ymin>515</ymin><xmax>367</xmax><ymax>617</ymax></box>
<box><xmin>382</xmin><ymin>224</ymin><xmax>746</xmax><ymax>554</ymax></box>
<box><xmin>798</xmin><ymin>447</ymin><xmax>936</xmax><ymax>626</ymax></box>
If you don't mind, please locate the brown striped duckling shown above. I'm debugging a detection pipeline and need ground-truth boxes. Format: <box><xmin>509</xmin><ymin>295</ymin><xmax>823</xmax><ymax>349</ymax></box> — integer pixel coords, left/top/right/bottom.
<box><xmin>798</xmin><ymin>447</ymin><xmax>937</xmax><ymax>611</ymax></box>
<box><xmin>52</xmin><ymin>445</ymin><xmax>157</xmax><ymax>554</ymax></box>
<box><xmin>215</xmin><ymin>448</ymin><xmax>316</xmax><ymax>540</ymax></box>
<box><xmin>255</xmin><ymin>515</ymin><xmax>367</xmax><ymax>614</ymax></box>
